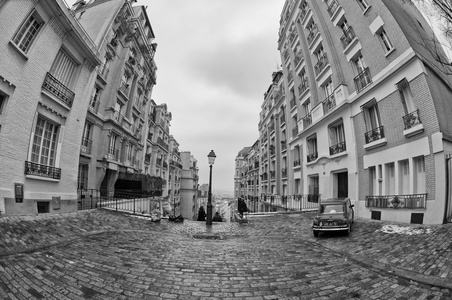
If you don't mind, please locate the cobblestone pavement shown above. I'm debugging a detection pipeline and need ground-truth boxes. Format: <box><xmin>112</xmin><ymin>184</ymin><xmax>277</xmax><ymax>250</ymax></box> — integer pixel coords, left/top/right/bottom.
<box><xmin>0</xmin><ymin>209</ymin><xmax>451</xmax><ymax>299</ymax></box>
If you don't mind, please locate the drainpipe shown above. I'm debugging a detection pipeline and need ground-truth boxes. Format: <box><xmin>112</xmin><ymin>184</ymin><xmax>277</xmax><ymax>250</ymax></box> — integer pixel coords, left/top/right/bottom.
<box><xmin>444</xmin><ymin>154</ymin><xmax>451</xmax><ymax>224</ymax></box>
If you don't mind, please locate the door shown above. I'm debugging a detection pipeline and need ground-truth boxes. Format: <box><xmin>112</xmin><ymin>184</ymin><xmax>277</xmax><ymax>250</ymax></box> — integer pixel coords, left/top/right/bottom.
<box><xmin>337</xmin><ymin>172</ymin><xmax>348</xmax><ymax>199</ymax></box>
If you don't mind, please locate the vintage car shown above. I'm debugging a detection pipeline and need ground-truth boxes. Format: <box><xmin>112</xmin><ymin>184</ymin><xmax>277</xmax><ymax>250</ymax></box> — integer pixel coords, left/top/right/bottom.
<box><xmin>312</xmin><ymin>198</ymin><xmax>354</xmax><ymax>237</ymax></box>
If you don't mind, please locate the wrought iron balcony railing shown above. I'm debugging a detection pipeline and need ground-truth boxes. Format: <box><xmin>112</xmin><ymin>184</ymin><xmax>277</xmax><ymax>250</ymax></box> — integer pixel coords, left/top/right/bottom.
<box><xmin>314</xmin><ymin>53</ymin><xmax>328</xmax><ymax>76</ymax></box>
<box><xmin>402</xmin><ymin>109</ymin><xmax>422</xmax><ymax>130</ymax></box>
<box><xmin>290</xmin><ymin>97</ymin><xmax>296</xmax><ymax>109</ymax></box>
<box><xmin>307</xmin><ymin>24</ymin><xmax>319</xmax><ymax>45</ymax></box>
<box><xmin>89</xmin><ymin>97</ymin><xmax>100</xmax><ymax>114</ymax></box>
<box><xmin>42</xmin><ymin>72</ymin><xmax>75</xmax><ymax>107</ymax></box>
<box><xmin>107</xmin><ymin>147</ymin><xmax>119</xmax><ymax>161</ymax></box>
<box><xmin>282</xmin><ymin>168</ymin><xmax>287</xmax><ymax>178</ymax></box>
<box><xmin>329</xmin><ymin>141</ymin><xmax>346</xmax><ymax>155</ymax></box>
<box><xmin>322</xmin><ymin>94</ymin><xmax>336</xmax><ymax>115</ymax></box>
<box><xmin>113</xmin><ymin>110</ymin><xmax>124</xmax><ymax>124</ymax></box>
<box><xmin>25</xmin><ymin>161</ymin><xmax>61</xmax><ymax>179</ymax></box>
<box><xmin>81</xmin><ymin>138</ymin><xmax>92</xmax><ymax>155</ymax></box>
<box><xmin>307</xmin><ymin>151</ymin><xmax>318</xmax><ymax>163</ymax></box>
<box><xmin>293</xmin><ymin>159</ymin><xmax>301</xmax><ymax>167</ymax></box>
<box><xmin>97</xmin><ymin>63</ymin><xmax>109</xmax><ymax>80</ymax></box>
<box><xmin>354</xmin><ymin>67</ymin><xmax>372</xmax><ymax>92</ymax></box>
<box><xmin>327</xmin><ymin>0</ymin><xmax>339</xmax><ymax>16</ymax></box>
<box><xmin>340</xmin><ymin>27</ymin><xmax>356</xmax><ymax>49</ymax></box>
<box><xmin>365</xmin><ymin>126</ymin><xmax>385</xmax><ymax>144</ymax></box>
<box><xmin>365</xmin><ymin>194</ymin><xmax>427</xmax><ymax>209</ymax></box>
<box><xmin>302</xmin><ymin>113</ymin><xmax>312</xmax><ymax>129</ymax></box>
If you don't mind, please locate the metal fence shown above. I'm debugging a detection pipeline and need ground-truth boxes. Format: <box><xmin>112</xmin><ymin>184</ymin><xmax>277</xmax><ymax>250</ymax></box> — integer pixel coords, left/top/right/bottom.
<box><xmin>77</xmin><ymin>189</ymin><xmax>163</xmax><ymax>216</ymax></box>
<box><xmin>243</xmin><ymin>194</ymin><xmax>320</xmax><ymax>213</ymax></box>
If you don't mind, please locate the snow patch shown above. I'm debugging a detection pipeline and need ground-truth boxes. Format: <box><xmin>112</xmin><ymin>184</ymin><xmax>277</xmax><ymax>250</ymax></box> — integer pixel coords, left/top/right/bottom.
<box><xmin>377</xmin><ymin>224</ymin><xmax>431</xmax><ymax>235</ymax></box>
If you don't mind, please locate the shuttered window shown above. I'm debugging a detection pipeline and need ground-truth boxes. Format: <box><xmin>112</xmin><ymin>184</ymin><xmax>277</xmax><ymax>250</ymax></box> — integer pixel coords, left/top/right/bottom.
<box><xmin>50</xmin><ymin>49</ymin><xmax>77</xmax><ymax>88</ymax></box>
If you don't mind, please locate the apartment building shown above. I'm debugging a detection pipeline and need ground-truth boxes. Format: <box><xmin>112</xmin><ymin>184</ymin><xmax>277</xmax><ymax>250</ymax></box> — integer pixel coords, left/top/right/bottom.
<box><xmin>167</xmin><ymin>136</ymin><xmax>181</xmax><ymax>215</ymax></box>
<box><xmin>0</xmin><ymin>0</ymin><xmax>101</xmax><ymax>215</ymax></box>
<box><xmin>179</xmin><ymin>152</ymin><xmax>199</xmax><ymax>220</ymax></box>
<box><xmin>73</xmin><ymin>0</ymin><xmax>160</xmax><ymax>200</ymax></box>
<box><xmin>234</xmin><ymin>146</ymin><xmax>251</xmax><ymax>201</ymax></box>
<box><xmin>251</xmin><ymin>0</ymin><xmax>452</xmax><ymax>224</ymax></box>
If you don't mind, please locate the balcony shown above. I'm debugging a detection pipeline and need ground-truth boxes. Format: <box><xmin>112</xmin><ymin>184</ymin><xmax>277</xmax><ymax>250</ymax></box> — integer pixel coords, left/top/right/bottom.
<box><xmin>81</xmin><ymin>138</ymin><xmax>92</xmax><ymax>155</ymax></box>
<box><xmin>145</xmin><ymin>154</ymin><xmax>151</xmax><ymax>164</ymax></box>
<box><xmin>107</xmin><ymin>147</ymin><xmax>119</xmax><ymax>161</ymax></box>
<box><xmin>290</xmin><ymin>97</ymin><xmax>296</xmax><ymax>110</ymax></box>
<box><xmin>365</xmin><ymin>126</ymin><xmax>385</xmax><ymax>144</ymax></box>
<box><xmin>314</xmin><ymin>53</ymin><xmax>328</xmax><ymax>76</ymax></box>
<box><xmin>280</xmin><ymin>114</ymin><xmax>286</xmax><ymax>125</ymax></box>
<box><xmin>269</xmin><ymin>145</ymin><xmax>275</xmax><ymax>156</ymax></box>
<box><xmin>282</xmin><ymin>168</ymin><xmax>287</xmax><ymax>178</ymax></box>
<box><xmin>261</xmin><ymin>172</ymin><xmax>268</xmax><ymax>181</ymax></box>
<box><xmin>329</xmin><ymin>141</ymin><xmax>346</xmax><ymax>155</ymax></box>
<box><xmin>322</xmin><ymin>94</ymin><xmax>336</xmax><ymax>115</ymax></box>
<box><xmin>119</xmin><ymin>80</ymin><xmax>130</xmax><ymax>98</ymax></box>
<box><xmin>270</xmin><ymin>171</ymin><xmax>276</xmax><ymax>180</ymax></box>
<box><xmin>113</xmin><ymin>110</ymin><xmax>124</xmax><ymax>124</ymax></box>
<box><xmin>307</xmin><ymin>152</ymin><xmax>318</xmax><ymax>163</ymax></box>
<box><xmin>354</xmin><ymin>67</ymin><xmax>372</xmax><ymax>92</ymax></box>
<box><xmin>340</xmin><ymin>27</ymin><xmax>356</xmax><ymax>49</ymax></box>
<box><xmin>42</xmin><ymin>72</ymin><xmax>75</xmax><ymax>107</ymax></box>
<box><xmin>281</xmin><ymin>141</ymin><xmax>287</xmax><ymax>151</ymax></box>
<box><xmin>298</xmin><ymin>79</ymin><xmax>309</xmax><ymax>96</ymax></box>
<box><xmin>403</xmin><ymin>109</ymin><xmax>422</xmax><ymax>130</ymax></box>
<box><xmin>365</xmin><ymin>194</ymin><xmax>427</xmax><ymax>209</ymax></box>
<box><xmin>307</xmin><ymin>24</ymin><xmax>319</xmax><ymax>46</ymax></box>
<box><xmin>292</xmin><ymin>126</ymin><xmax>298</xmax><ymax>138</ymax></box>
<box><xmin>25</xmin><ymin>161</ymin><xmax>61</xmax><ymax>180</ymax></box>
<box><xmin>268</xmin><ymin>123</ymin><xmax>275</xmax><ymax>133</ymax></box>
<box><xmin>157</xmin><ymin>137</ymin><xmax>169</xmax><ymax>151</ymax></box>
<box><xmin>97</xmin><ymin>63</ymin><xmax>109</xmax><ymax>82</ymax></box>
<box><xmin>293</xmin><ymin>159</ymin><xmax>301</xmax><ymax>167</ymax></box>
<box><xmin>302</xmin><ymin>113</ymin><xmax>312</xmax><ymax>129</ymax></box>
<box><xmin>88</xmin><ymin>97</ymin><xmax>100</xmax><ymax>114</ymax></box>
<box><xmin>327</xmin><ymin>0</ymin><xmax>339</xmax><ymax>17</ymax></box>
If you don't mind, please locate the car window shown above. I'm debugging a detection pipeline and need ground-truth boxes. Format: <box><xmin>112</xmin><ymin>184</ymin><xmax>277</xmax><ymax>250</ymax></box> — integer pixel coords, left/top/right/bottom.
<box><xmin>320</xmin><ymin>204</ymin><xmax>344</xmax><ymax>213</ymax></box>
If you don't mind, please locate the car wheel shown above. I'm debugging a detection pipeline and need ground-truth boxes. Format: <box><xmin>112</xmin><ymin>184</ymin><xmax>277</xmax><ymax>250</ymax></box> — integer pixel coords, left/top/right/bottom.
<box><xmin>344</xmin><ymin>226</ymin><xmax>350</xmax><ymax>236</ymax></box>
<box><xmin>313</xmin><ymin>230</ymin><xmax>319</xmax><ymax>237</ymax></box>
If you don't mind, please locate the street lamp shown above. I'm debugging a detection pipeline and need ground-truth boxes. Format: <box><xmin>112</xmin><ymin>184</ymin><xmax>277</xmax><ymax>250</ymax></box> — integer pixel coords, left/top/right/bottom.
<box><xmin>206</xmin><ymin>150</ymin><xmax>216</xmax><ymax>225</ymax></box>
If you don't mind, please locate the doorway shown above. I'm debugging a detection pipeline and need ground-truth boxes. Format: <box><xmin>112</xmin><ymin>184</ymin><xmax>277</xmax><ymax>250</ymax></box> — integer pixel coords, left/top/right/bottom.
<box><xmin>336</xmin><ymin>171</ymin><xmax>348</xmax><ymax>199</ymax></box>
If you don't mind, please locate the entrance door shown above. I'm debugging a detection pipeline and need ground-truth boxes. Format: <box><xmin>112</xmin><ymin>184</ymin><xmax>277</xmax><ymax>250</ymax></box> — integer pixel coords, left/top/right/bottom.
<box><xmin>337</xmin><ymin>172</ymin><xmax>348</xmax><ymax>199</ymax></box>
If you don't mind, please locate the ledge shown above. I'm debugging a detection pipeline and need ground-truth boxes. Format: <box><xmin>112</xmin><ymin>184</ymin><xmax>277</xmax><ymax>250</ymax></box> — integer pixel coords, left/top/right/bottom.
<box><xmin>403</xmin><ymin>123</ymin><xmax>424</xmax><ymax>138</ymax></box>
<box><xmin>364</xmin><ymin>138</ymin><xmax>387</xmax><ymax>150</ymax></box>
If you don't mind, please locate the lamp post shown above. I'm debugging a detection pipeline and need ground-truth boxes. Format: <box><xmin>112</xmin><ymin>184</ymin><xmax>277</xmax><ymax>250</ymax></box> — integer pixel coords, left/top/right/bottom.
<box><xmin>206</xmin><ymin>150</ymin><xmax>216</xmax><ymax>225</ymax></box>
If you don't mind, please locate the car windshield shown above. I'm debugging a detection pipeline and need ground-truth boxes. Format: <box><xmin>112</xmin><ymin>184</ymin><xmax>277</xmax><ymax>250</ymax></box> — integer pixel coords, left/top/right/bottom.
<box><xmin>320</xmin><ymin>204</ymin><xmax>344</xmax><ymax>214</ymax></box>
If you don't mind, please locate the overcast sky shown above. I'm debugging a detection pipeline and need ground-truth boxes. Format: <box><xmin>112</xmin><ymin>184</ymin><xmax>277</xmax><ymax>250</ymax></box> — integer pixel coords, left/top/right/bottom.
<box><xmin>134</xmin><ymin>0</ymin><xmax>285</xmax><ymax>193</ymax></box>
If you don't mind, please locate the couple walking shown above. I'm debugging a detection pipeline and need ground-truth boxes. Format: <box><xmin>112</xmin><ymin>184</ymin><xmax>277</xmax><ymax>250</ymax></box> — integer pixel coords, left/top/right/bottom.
<box><xmin>197</xmin><ymin>206</ymin><xmax>222</xmax><ymax>222</ymax></box>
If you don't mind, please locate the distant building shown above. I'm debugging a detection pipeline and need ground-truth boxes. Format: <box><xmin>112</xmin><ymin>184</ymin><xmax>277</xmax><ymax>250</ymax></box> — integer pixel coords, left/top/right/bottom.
<box><xmin>179</xmin><ymin>151</ymin><xmax>199</xmax><ymax>219</ymax></box>
<box><xmin>0</xmin><ymin>0</ymin><xmax>101</xmax><ymax>215</ymax></box>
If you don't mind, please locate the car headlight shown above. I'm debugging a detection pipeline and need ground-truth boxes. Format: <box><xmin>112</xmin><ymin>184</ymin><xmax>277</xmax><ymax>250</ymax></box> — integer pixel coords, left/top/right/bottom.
<box><xmin>313</xmin><ymin>218</ymin><xmax>320</xmax><ymax>226</ymax></box>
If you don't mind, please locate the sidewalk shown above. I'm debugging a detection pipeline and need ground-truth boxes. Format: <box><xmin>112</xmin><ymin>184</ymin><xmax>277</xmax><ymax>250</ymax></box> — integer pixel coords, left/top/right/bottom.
<box><xmin>0</xmin><ymin>208</ymin><xmax>451</xmax><ymax>292</ymax></box>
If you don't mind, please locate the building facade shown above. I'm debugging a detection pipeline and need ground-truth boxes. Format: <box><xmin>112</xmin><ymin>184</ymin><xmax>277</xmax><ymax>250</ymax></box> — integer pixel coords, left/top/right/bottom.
<box><xmin>244</xmin><ymin>0</ymin><xmax>452</xmax><ymax>224</ymax></box>
<box><xmin>0</xmin><ymin>0</ymin><xmax>101</xmax><ymax>215</ymax></box>
<box><xmin>179</xmin><ymin>151</ymin><xmax>199</xmax><ymax>220</ymax></box>
<box><xmin>74</xmin><ymin>0</ymin><xmax>161</xmax><ymax>201</ymax></box>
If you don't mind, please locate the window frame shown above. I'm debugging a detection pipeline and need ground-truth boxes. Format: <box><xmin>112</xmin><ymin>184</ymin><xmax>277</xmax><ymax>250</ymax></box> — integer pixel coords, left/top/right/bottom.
<box><xmin>377</xmin><ymin>28</ymin><xmax>394</xmax><ymax>54</ymax></box>
<box><xmin>12</xmin><ymin>9</ymin><xmax>44</xmax><ymax>54</ymax></box>
<box><xmin>30</xmin><ymin>115</ymin><xmax>60</xmax><ymax>167</ymax></box>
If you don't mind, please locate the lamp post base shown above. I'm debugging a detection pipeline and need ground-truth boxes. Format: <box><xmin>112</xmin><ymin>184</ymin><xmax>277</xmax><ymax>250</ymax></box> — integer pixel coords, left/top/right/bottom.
<box><xmin>206</xmin><ymin>202</ymin><xmax>213</xmax><ymax>225</ymax></box>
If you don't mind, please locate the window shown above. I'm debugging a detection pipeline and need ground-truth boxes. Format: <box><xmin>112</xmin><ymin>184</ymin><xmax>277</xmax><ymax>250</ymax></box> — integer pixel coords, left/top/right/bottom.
<box><xmin>12</xmin><ymin>10</ymin><xmax>43</xmax><ymax>53</ymax></box>
<box><xmin>82</xmin><ymin>122</ymin><xmax>92</xmax><ymax>145</ymax></box>
<box><xmin>306</xmin><ymin>134</ymin><xmax>318</xmax><ymax>162</ymax></box>
<box><xmin>89</xmin><ymin>86</ymin><xmax>101</xmax><ymax>112</ymax></box>
<box><xmin>0</xmin><ymin>93</ymin><xmax>5</xmax><ymax>115</ymax></box>
<box><xmin>369</xmin><ymin>166</ymin><xmax>376</xmax><ymax>196</ymax></box>
<box><xmin>362</xmin><ymin>99</ymin><xmax>384</xmax><ymax>143</ymax></box>
<box><xmin>413</xmin><ymin>156</ymin><xmax>425</xmax><ymax>193</ymax></box>
<box><xmin>303</xmin><ymin>99</ymin><xmax>311</xmax><ymax>116</ymax></box>
<box><xmin>385</xmin><ymin>162</ymin><xmax>395</xmax><ymax>195</ymax></box>
<box><xmin>399</xmin><ymin>159</ymin><xmax>410</xmax><ymax>194</ymax></box>
<box><xmin>329</xmin><ymin>119</ymin><xmax>346</xmax><ymax>155</ymax></box>
<box><xmin>50</xmin><ymin>49</ymin><xmax>78</xmax><ymax>89</ymax></box>
<box><xmin>356</xmin><ymin>0</ymin><xmax>370</xmax><ymax>11</ymax></box>
<box><xmin>378</xmin><ymin>28</ymin><xmax>393</xmax><ymax>53</ymax></box>
<box><xmin>308</xmin><ymin>175</ymin><xmax>319</xmax><ymax>201</ymax></box>
<box><xmin>108</xmin><ymin>134</ymin><xmax>117</xmax><ymax>158</ymax></box>
<box><xmin>353</xmin><ymin>54</ymin><xmax>371</xmax><ymax>91</ymax></box>
<box><xmin>77</xmin><ymin>164</ymin><xmax>88</xmax><ymax>189</ymax></box>
<box><xmin>31</xmin><ymin>116</ymin><xmax>59</xmax><ymax>167</ymax></box>
<box><xmin>127</xmin><ymin>144</ymin><xmax>133</xmax><ymax>162</ymax></box>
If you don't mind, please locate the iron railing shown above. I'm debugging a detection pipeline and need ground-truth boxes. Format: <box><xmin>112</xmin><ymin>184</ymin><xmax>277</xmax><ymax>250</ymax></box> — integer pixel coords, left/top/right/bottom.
<box><xmin>365</xmin><ymin>194</ymin><xmax>427</xmax><ymax>209</ymax></box>
<box><xmin>340</xmin><ymin>27</ymin><xmax>356</xmax><ymax>49</ymax></box>
<box><xmin>314</xmin><ymin>53</ymin><xmax>328</xmax><ymax>76</ymax></box>
<box><xmin>354</xmin><ymin>67</ymin><xmax>372</xmax><ymax>92</ymax></box>
<box><xmin>77</xmin><ymin>189</ymin><xmax>163</xmax><ymax>215</ymax></box>
<box><xmin>402</xmin><ymin>109</ymin><xmax>422</xmax><ymax>130</ymax></box>
<box><xmin>365</xmin><ymin>126</ymin><xmax>385</xmax><ymax>144</ymax></box>
<box><xmin>322</xmin><ymin>94</ymin><xmax>336</xmax><ymax>115</ymax></box>
<box><xmin>42</xmin><ymin>72</ymin><xmax>75</xmax><ymax>107</ymax></box>
<box><xmin>25</xmin><ymin>161</ymin><xmax>61</xmax><ymax>179</ymax></box>
<box><xmin>243</xmin><ymin>194</ymin><xmax>320</xmax><ymax>213</ymax></box>
<box><xmin>81</xmin><ymin>138</ymin><xmax>92</xmax><ymax>155</ymax></box>
<box><xmin>307</xmin><ymin>151</ymin><xmax>318</xmax><ymax>163</ymax></box>
<box><xmin>329</xmin><ymin>141</ymin><xmax>346</xmax><ymax>155</ymax></box>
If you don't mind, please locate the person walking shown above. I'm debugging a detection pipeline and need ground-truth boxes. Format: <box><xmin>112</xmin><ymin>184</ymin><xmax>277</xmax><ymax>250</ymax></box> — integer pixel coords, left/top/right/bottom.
<box><xmin>238</xmin><ymin>197</ymin><xmax>249</xmax><ymax>219</ymax></box>
<box><xmin>197</xmin><ymin>206</ymin><xmax>206</xmax><ymax>221</ymax></box>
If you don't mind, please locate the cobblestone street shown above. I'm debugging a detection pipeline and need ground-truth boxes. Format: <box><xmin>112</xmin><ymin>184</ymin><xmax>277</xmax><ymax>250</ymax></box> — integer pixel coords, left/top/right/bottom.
<box><xmin>1</xmin><ymin>210</ymin><xmax>452</xmax><ymax>299</ymax></box>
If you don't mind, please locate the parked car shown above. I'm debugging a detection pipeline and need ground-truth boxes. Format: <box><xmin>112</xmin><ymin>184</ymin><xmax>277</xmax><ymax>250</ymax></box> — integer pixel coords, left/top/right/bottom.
<box><xmin>312</xmin><ymin>198</ymin><xmax>354</xmax><ymax>237</ymax></box>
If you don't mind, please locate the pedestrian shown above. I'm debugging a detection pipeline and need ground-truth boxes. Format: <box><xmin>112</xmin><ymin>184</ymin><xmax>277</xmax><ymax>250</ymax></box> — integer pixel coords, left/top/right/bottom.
<box><xmin>238</xmin><ymin>197</ymin><xmax>249</xmax><ymax>218</ymax></box>
<box><xmin>212</xmin><ymin>211</ymin><xmax>222</xmax><ymax>222</ymax></box>
<box><xmin>197</xmin><ymin>206</ymin><xmax>206</xmax><ymax>221</ymax></box>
